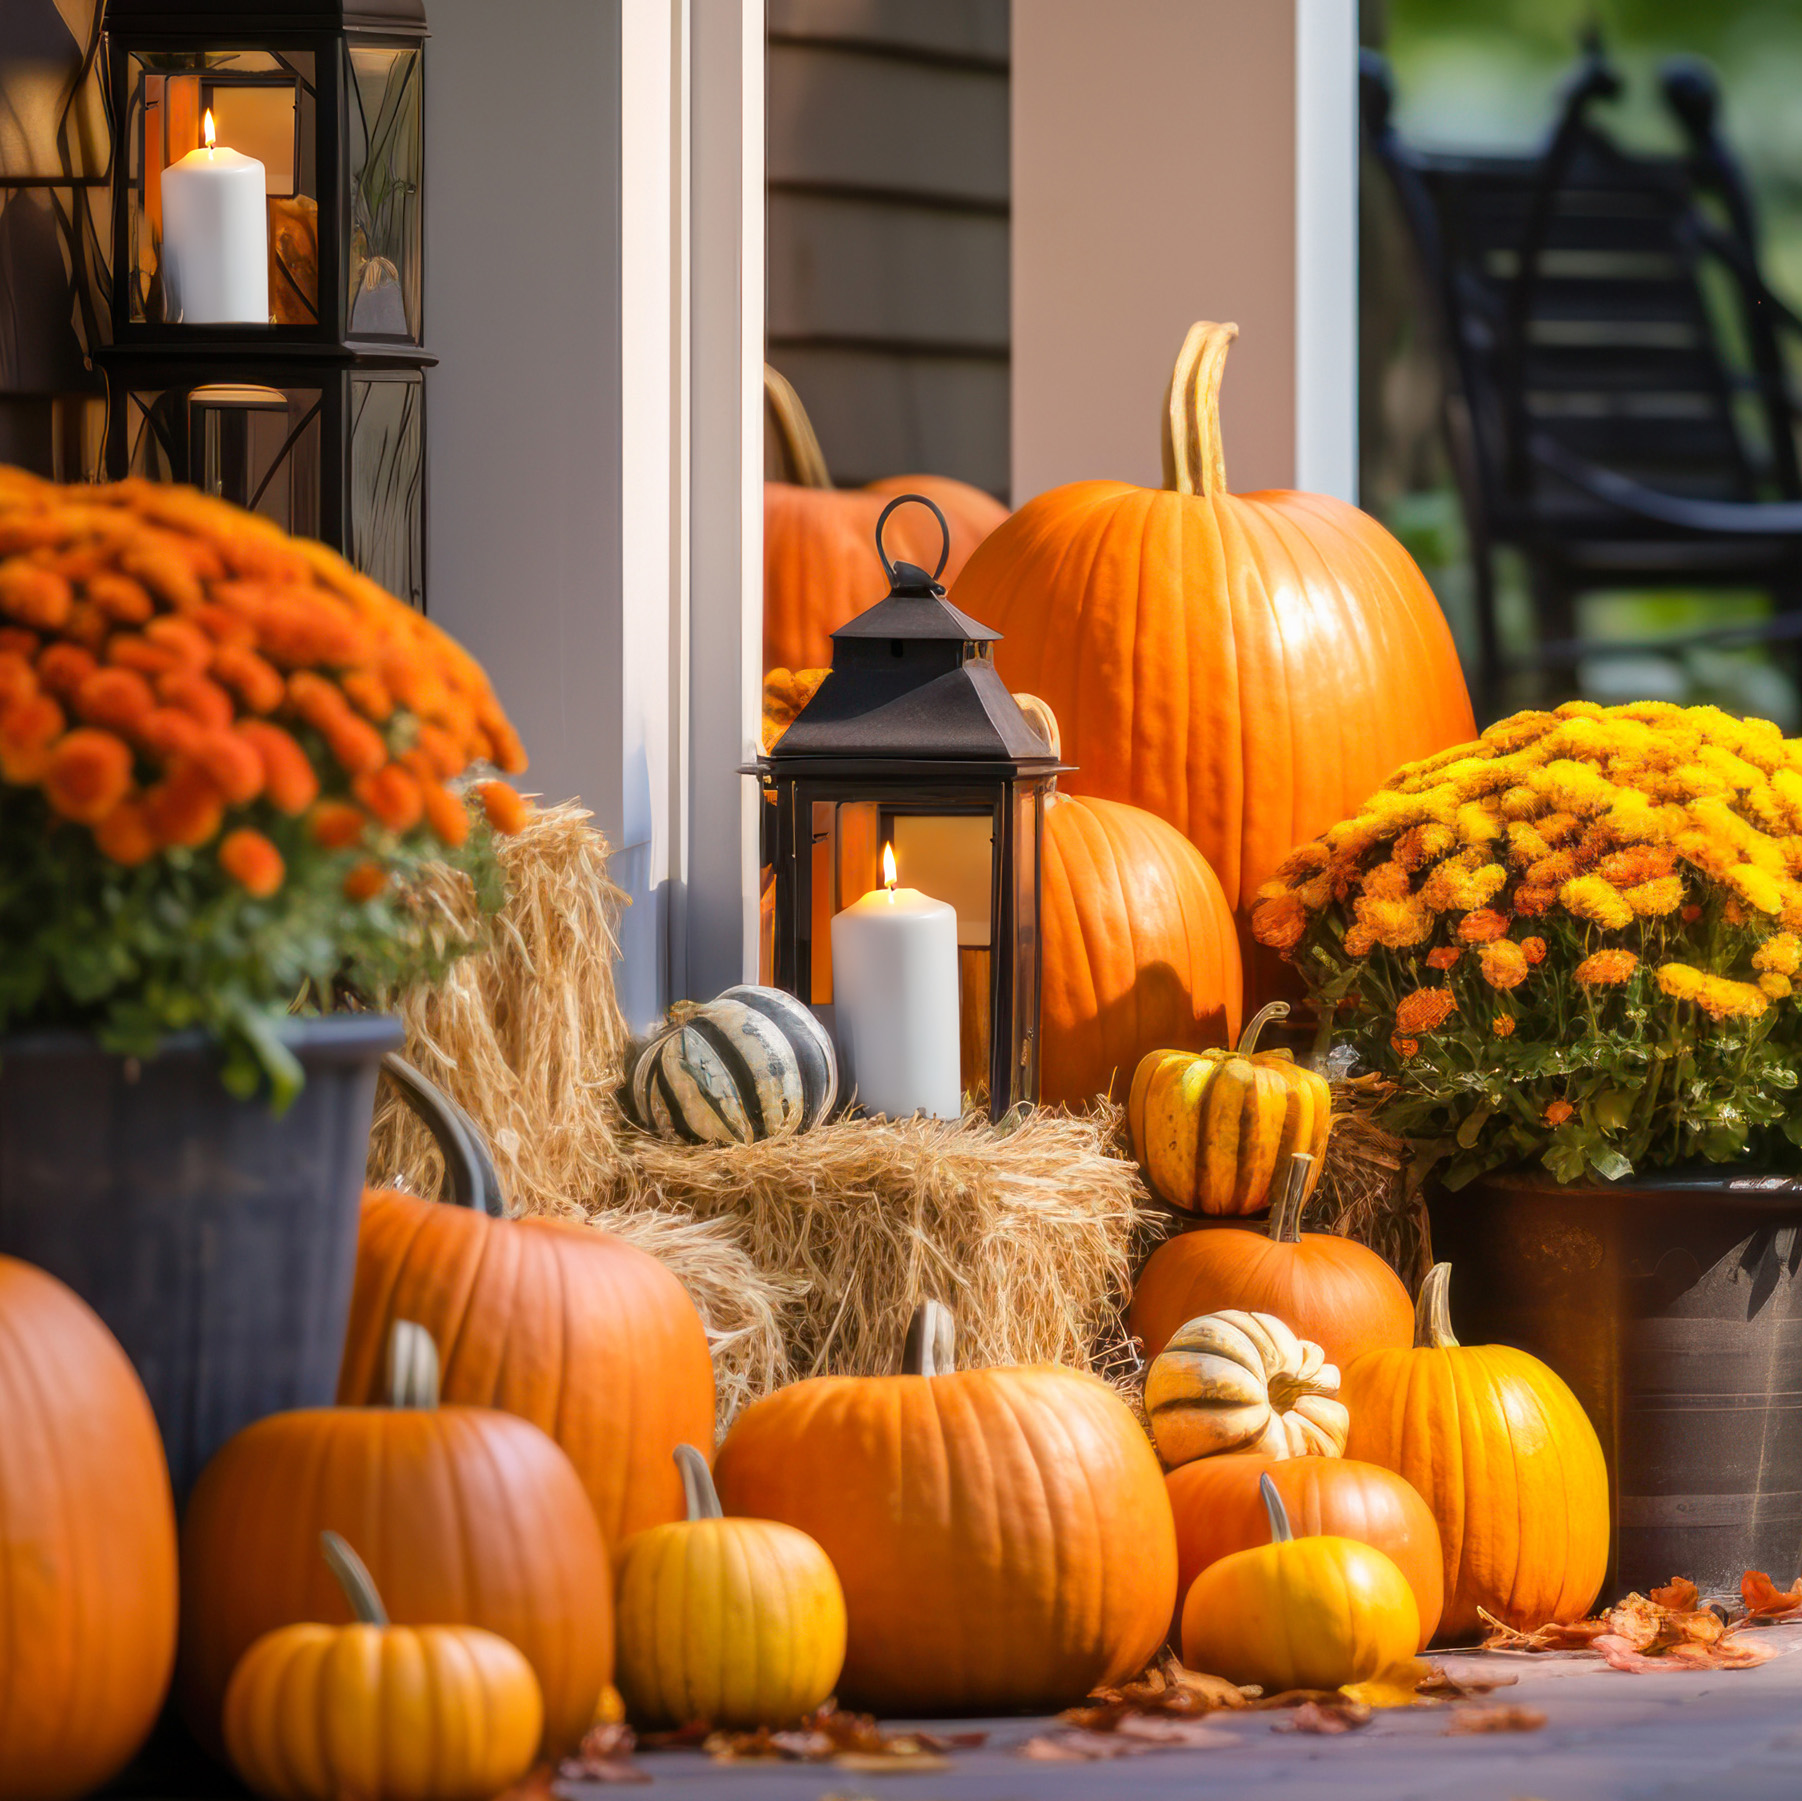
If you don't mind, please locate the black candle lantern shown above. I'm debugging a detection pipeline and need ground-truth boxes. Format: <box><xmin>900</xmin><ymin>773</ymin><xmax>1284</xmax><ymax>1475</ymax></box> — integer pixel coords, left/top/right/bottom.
<box><xmin>752</xmin><ymin>496</ymin><xmax>1065</xmax><ymax>1119</ymax></box>
<box><xmin>97</xmin><ymin>0</ymin><xmax>430</xmax><ymax>606</ymax></box>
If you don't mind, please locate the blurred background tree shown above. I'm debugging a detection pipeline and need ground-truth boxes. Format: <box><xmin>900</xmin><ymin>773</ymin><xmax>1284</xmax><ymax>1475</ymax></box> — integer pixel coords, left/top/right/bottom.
<box><xmin>1362</xmin><ymin>0</ymin><xmax>1802</xmax><ymax>725</ymax></box>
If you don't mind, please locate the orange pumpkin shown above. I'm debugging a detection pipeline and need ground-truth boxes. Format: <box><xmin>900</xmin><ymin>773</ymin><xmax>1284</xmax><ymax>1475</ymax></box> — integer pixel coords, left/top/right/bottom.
<box><xmin>1166</xmin><ymin>1453</ymin><xmax>1443</xmax><ymax>1650</ymax></box>
<box><xmin>1021</xmin><ymin>694</ymin><xmax>1241</xmax><ymax>1107</ymax></box>
<box><xmin>338</xmin><ymin>1187</ymin><xmax>716</xmax><ymax>1547</ymax></box>
<box><xmin>1342</xmin><ymin>1263</ymin><xmax>1609</xmax><ymax>1641</ymax></box>
<box><xmin>0</xmin><ymin>1256</ymin><xmax>178</xmax><ymax>1801</ymax></box>
<box><xmin>181</xmin><ymin>1323</ymin><xmax>614</xmax><ymax>1758</ymax></box>
<box><xmin>763</xmin><ymin>365</ymin><xmax>1008</xmax><ymax>673</ymax></box>
<box><xmin>951</xmin><ymin>321</ymin><xmax>1474</xmax><ymax>986</ymax></box>
<box><xmin>712</xmin><ymin>1302</ymin><xmax>1176</xmax><ymax>1716</ymax></box>
<box><xmin>1129</xmin><ymin>1152</ymin><xmax>1414</xmax><ymax>1370</ymax></box>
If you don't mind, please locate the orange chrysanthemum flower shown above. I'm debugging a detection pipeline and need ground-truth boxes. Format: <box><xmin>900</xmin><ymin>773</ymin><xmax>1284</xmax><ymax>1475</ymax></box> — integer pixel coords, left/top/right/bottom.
<box><xmin>1252</xmin><ymin>891</ymin><xmax>1307</xmax><ymax>951</ymax></box>
<box><xmin>421</xmin><ymin>780</ymin><xmax>470</xmax><ymax>848</ymax></box>
<box><xmin>1544</xmin><ymin>1099</ymin><xmax>1575</xmax><ymax>1127</ymax></box>
<box><xmin>236</xmin><ymin>721</ymin><xmax>318</xmax><ymax>816</ymax></box>
<box><xmin>146</xmin><ymin>761</ymin><xmax>225</xmax><ymax>850</ymax></box>
<box><xmin>93</xmin><ymin>798</ymin><xmax>157</xmax><ymax>866</ymax></box>
<box><xmin>157</xmin><ymin>667</ymin><xmax>234</xmax><ymax>731</ymax></box>
<box><xmin>1493</xmin><ymin>1013</ymin><xmax>1515</xmax><ymax>1037</ymax></box>
<box><xmin>310</xmin><ymin>801</ymin><xmax>367</xmax><ymax>850</ymax></box>
<box><xmin>1478</xmin><ymin>939</ymin><xmax>1530</xmax><ymax>991</ymax></box>
<box><xmin>75</xmin><ymin>666</ymin><xmax>156</xmax><ymax>735</ymax></box>
<box><xmin>1575</xmin><ymin>949</ymin><xmax>1639</xmax><ymax>986</ymax></box>
<box><xmin>352</xmin><ymin>763</ymin><xmax>423</xmax><ymax>834</ymax></box>
<box><xmin>1426</xmin><ymin>946</ymin><xmax>1462</xmax><ymax>970</ymax></box>
<box><xmin>1394</xmin><ymin>986</ymin><xmax>1458</xmax><ymax>1035</ymax></box>
<box><xmin>1456</xmin><ymin>908</ymin><xmax>1511</xmax><ymax>944</ymax></box>
<box><xmin>478</xmin><ymin>780</ymin><xmax>529</xmax><ymax>835</ymax></box>
<box><xmin>211</xmin><ymin>644</ymin><xmax>286</xmax><ymax>714</ymax></box>
<box><xmin>43</xmin><ymin>729</ymin><xmax>133</xmax><ymax>824</ymax></box>
<box><xmin>1520</xmin><ymin>936</ymin><xmax>1548</xmax><ymax>964</ymax></box>
<box><xmin>136</xmin><ymin>706</ymin><xmax>206</xmax><ymax>763</ymax></box>
<box><xmin>191</xmin><ymin>729</ymin><xmax>265</xmax><ymax>806</ymax></box>
<box><xmin>342</xmin><ymin>859</ymin><xmax>388</xmax><ymax>902</ymax></box>
<box><xmin>0</xmin><ymin>690</ymin><xmax>65</xmax><ymax>782</ymax></box>
<box><xmin>323</xmin><ymin>711</ymin><xmax>389</xmax><ymax>778</ymax></box>
<box><xmin>219</xmin><ymin>828</ymin><xmax>285</xmax><ymax>898</ymax></box>
<box><xmin>36</xmin><ymin>642</ymin><xmax>97</xmax><ymax>701</ymax></box>
<box><xmin>1390</xmin><ymin>1034</ymin><xmax>1420</xmax><ymax>1060</ymax></box>
<box><xmin>0</xmin><ymin>560</ymin><xmax>73</xmax><ymax>630</ymax></box>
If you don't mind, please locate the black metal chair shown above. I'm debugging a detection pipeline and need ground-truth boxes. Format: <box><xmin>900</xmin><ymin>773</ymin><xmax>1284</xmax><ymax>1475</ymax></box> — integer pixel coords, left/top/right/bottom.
<box><xmin>1362</xmin><ymin>40</ymin><xmax>1802</xmax><ymax>715</ymax></box>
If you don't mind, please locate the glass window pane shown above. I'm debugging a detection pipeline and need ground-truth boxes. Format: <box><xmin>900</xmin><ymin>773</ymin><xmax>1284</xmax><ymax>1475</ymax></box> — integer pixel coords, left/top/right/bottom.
<box><xmin>350</xmin><ymin>373</ymin><xmax>424</xmax><ymax>608</ymax></box>
<box><xmin>346</xmin><ymin>45</ymin><xmax>422</xmax><ymax>343</ymax></box>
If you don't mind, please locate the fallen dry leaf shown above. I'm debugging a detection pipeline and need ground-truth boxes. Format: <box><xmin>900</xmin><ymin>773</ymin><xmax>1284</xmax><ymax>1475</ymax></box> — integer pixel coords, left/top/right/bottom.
<box><xmin>1061</xmin><ymin>1653</ymin><xmax>1253</xmax><ymax>1732</ymax></box>
<box><xmin>1479</xmin><ymin>1608</ymin><xmax>1612</xmax><ymax>1652</ymax></box>
<box><xmin>1342</xmin><ymin>1658</ymin><xmax>1434</xmax><ymax>1709</ymax></box>
<box><xmin>1594</xmin><ymin>1632</ymin><xmax>1776</xmax><ymax>1674</ymax></box>
<box><xmin>557</xmin><ymin>1723</ymin><xmax>649</xmax><ymax>1785</ymax></box>
<box><xmin>1417</xmin><ymin>1663</ymin><xmax>1518</xmax><ymax>1701</ymax></box>
<box><xmin>1444</xmin><ymin>1705</ymin><xmax>1547</xmax><ymax>1735</ymax></box>
<box><xmin>1742</xmin><ymin>1570</ymin><xmax>1802</xmax><ymax>1618</ymax></box>
<box><xmin>1276</xmin><ymin>1700</ymin><xmax>1372</xmax><ymax>1734</ymax></box>
<box><xmin>1018</xmin><ymin>1719</ymin><xmax>1240</xmax><ymax>1761</ymax></box>
<box><xmin>1651</xmin><ymin>1577</ymin><xmax>1699</xmax><ymax>1611</ymax></box>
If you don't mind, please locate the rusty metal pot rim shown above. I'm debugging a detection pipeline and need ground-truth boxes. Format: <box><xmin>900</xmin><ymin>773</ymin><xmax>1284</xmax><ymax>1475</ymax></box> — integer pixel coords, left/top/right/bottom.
<box><xmin>1458</xmin><ymin>1164</ymin><xmax>1802</xmax><ymax>1205</ymax></box>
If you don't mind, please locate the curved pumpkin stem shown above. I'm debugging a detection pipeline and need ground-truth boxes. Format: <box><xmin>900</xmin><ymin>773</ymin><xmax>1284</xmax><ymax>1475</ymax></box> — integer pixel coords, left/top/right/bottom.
<box><xmin>386</xmin><ymin>1319</ymin><xmax>441</xmax><ymax>1409</ymax></box>
<box><xmin>1259</xmin><ymin>1473</ymin><xmax>1294</xmax><ymax>1546</ymax></box>
<box><xmin>764</xmin><ymin>364</ymin><xmax>833</xmax><ymax>490</ymax></box>
<box><xmin>674</xmin><ymin>1443</ymin><xmax>724</xmax><ymax>1521</ymax></box>
<box><xmin>903</xmin><ymin>1299</ymin><xmax>956</xmax><ymax>1376</ymax></box>
<box><xmin>1161</xmin><ymin>321</ymin><xmax>1238</xmax><ymax>499</ymax></box>
<box><xmin>321</xmin><ymin>1531</ymin><xmax>390</xmax><ymax>1627</ymax></box>
<box><xmin>1268</xmin><ymin>1152</ymin><xmax>1313</xmax><ymax>1244</ymax></box>
<box><xmin>1237</xmin><ymin>1000</ymin><xmax>1290</xmax><ymax>1055</ymax></box>
<box><xmin>1415</xmin><ymin>1263</ymin><xmax>1460</xmax><ymax>1350</ymax></box>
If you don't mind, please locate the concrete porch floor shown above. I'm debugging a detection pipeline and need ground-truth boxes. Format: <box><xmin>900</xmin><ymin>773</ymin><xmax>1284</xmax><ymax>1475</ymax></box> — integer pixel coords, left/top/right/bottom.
<box><xmin>564</xmin><ymin>1628</ymin><xmax>1802</xmax><ymax>1801</ymax></box>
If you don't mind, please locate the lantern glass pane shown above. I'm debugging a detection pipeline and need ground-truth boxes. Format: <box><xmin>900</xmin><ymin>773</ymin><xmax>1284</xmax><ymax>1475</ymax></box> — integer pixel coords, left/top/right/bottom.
<box><xmin>346</xmin><ymin>45</ymin><xmax>423</xmax><ymax>343</ymax></box>
<box><xmin>123</xmin><ymin>383</ymin><xmax>322</xmax><ymax>539</ymax></box>
<box><xmin>125</xmin><ymin>51</ymin><xmax>317</xmax><ymax>326</ymax></box>
<box><xmin>349</xmin><ymin>373</ymin><xmax>425</xmax><ymax>608</ymax></box>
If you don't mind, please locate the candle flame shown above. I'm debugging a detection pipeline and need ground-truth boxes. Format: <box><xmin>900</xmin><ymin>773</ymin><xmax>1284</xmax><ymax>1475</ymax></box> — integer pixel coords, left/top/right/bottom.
<box><xmin>203</xmin><ymin>108</ymin><xmax>217</xmax><ymax>150</ymax></box>
<box><xmin>882</xmin><ymin>842</ymin><xmax>898</xmax><ymax>891</ymax></box>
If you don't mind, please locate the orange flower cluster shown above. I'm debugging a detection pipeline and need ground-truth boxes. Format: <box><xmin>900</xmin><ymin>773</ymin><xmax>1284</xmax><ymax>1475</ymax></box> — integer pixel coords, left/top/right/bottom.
<box><xmin>0</xmin><ymin>471</ymin><xmax>527</xmax><ymax>896</ymax></box>
<box><xmin>1252</xmin><ymin>701</ymin><xmax>1802</xmax><ymax>1037</ymax></box>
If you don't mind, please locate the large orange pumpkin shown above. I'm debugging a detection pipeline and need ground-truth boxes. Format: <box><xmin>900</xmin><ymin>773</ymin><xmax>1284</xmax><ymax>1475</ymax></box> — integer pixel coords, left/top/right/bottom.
<box><xmin>0</xmin><ymin>1256</ymin><xmax>178</xmax><ymax>1801</ymax></box>
<box><xmin>181</xmin><ymin>1323</ymin><xmax>614</xmax><ymax>1758</ymax></box>
<box><xmin>1342</xmin><ymin>1263</ymin><xmax>1609</xmax><ymax>1641</ymax></box>
<box><xmin>1128</xmin><ymin>1151</ymin><xmax>1414</xmax><ymax>1370</ymax></box>
<box><xmin>1020</xmin><ymin>695</ymin><xmax>1241</xmax><ymax>1107</ymax></box>
<box><xmin>712</xmin><ymin>1302</ymin><xmax>1176</xmax><ymax>1716</ymax></box>
<box><xmin>1166</xmin><ymin>1453</ymin><xmax>1443</xmax><ymax>1650</ymax></box>
<box><xmin>950</xmin><ymin>321</ymin><xmax>1474</xmax><ymax>985</ymax></box>
<box><xmin>763</xmin><ymin>365</ymin><xmax>1008</xmax><ymax>672</ymax></box>
<box><xmin>338</xmin><ymin>1187</ymin><xmax>716</xmax><ymax>1547</ymax></box>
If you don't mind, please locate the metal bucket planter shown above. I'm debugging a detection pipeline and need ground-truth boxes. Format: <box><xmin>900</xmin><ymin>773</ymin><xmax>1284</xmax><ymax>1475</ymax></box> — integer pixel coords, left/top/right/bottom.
<box><xmin>0</xmin><ymin>1014</ymin><xmax>401</xmax><ymax>1503</ymax></box>
<box><xmin>1429</xmin><ymin>1170</ymin><xmax>1802</xmax><ymax>1599</ymax></box>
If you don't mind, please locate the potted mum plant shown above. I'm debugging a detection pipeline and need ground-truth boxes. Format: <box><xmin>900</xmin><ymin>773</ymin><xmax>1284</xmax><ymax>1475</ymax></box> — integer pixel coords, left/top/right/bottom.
<box><xmin>0</xmin><ymin>468</ymin><xmax>527</xmax><ymax>1496</ymax></box>
<box><xmin>1254</xmin><ymin>699</ymin><xmax>1802</xmax><ymax>1597</ymax></box>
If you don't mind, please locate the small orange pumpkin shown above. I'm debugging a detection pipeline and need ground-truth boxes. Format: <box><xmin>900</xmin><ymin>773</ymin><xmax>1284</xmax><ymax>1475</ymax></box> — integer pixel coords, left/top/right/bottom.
<box><xmin>1129</xmin><ymin>1152</ymin><xmax>1414</xmax><ymax>1369</ymax></box>
<box><xmin>763</xmin><ymin>365</ymin><xmax>1008</xmax><ymax>673</ymax></box>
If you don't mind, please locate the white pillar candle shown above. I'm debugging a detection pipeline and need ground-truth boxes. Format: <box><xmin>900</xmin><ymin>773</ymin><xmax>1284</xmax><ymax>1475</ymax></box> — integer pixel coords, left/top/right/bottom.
<box><xmin>830</xmin><ymin>845</ymin><xmax>962</xmax><ymax>1120</ymax></box>
<box><xmin>161</xmin><ymin>112</ymin><xmax>269</xmax><ymax>325</ymax></box>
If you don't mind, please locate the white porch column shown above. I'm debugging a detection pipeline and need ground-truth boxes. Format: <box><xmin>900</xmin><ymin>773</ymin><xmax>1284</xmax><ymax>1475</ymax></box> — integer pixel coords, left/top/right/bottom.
<box><xmin>1011</xmin><ymin>0</ymin><xmax>1359</xmax><ymax>503</ymax></box>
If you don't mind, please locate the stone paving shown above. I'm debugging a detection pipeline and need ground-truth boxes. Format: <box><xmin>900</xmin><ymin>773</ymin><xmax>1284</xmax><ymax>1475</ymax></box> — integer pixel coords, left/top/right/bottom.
<box><xmin>563</xmin><ymin>1628</ymin><xmax>1802</xmax><ymax>1801</ymax></box>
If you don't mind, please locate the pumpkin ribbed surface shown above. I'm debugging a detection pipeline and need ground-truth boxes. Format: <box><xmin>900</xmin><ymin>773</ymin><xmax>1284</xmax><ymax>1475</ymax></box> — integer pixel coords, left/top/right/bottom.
<box><xmin>950</xmin><ymin>324</ymin><xmax>1473</xmax><ymax>985</ymax></box>
<box><xmin>178</xmin><ymin>1405</ymin><xmax>613</xmax><ymax>1757</ymax></box>
<box><xmin>0</xmin><ymin>1257</ymin><xmax>178</xmax><ymax>1801</ymax></box>
<box><xmin>712</xmin><ymin>1365</ymin><xmax>1175</xmax><ymax>1716</ymax></box>
<box><xmin>338</xmin><ymin>1193</ymin><xmax>717</xmax><ymax>1546</ymax></box>
<box><xmin>1041</xmin><ymin>793</ymin><xmax>1242</xmax><ymax>1106</ymax></box>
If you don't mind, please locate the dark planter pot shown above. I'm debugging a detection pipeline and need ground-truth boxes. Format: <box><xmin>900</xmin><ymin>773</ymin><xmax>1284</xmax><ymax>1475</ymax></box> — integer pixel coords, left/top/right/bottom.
<box><xmin>1429</xmin><ymin>1170</ymin><xmax>1802</xmax><ymax>1599</ymax></box>
<box><xmin>0</xmin><ymin>1015</ymin><xmax>402</xmax><ymax>1504</ymax></box>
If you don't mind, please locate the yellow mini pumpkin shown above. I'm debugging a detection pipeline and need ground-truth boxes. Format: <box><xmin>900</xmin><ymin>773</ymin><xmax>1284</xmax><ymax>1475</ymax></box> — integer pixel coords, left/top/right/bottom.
<box><xmin>614</xmin><ymin>1445</ymin><xmax>847</xmax><ymax>1729</ymax></box>
<box><xmin>1129</xmin><ymin>1002</ymin><xmax>1331</xmax><ymax>1215</ymax></box>
<box><xmin>223</xmin><ymin>1533</ymin><xmax>543</xmax><ymax>1801</ymax></box>
<box><xmin>1181</xmin><ymin>1473</ymin><xmax>1420</xmax><ymax>1690</ymax></box>
<box><xmin>1144</xmin><ymin>1310</ymin><xmax>1348</xmax><ymax>1468</ymax></box>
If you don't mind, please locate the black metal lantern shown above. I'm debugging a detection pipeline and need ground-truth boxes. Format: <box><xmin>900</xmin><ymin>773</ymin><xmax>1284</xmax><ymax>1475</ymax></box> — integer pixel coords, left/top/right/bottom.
<box><xmin>751</xmin><ymin>496</ymin><xmax>1065</xmax><ymax>1119</ymax></box>
<box><xmin>97</xmin><ymin>0</ymin><xmax>430</xmax><ymax>605</ymax></box>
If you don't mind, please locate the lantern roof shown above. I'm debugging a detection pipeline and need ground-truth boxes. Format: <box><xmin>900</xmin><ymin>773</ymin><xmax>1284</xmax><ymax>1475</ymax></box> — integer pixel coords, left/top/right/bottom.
<box><xmin>768</xmin><ymin>499</ymin><xmax>1061</xmax><ymax>769</ymax></box>
<box><xmin>105</xmin><ymin>0</ymin><xmax>427</xmax><ymax>29</ymax></box>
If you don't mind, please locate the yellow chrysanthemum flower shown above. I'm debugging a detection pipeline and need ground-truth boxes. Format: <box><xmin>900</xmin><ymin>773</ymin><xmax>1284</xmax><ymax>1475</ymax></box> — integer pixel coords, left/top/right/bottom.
<box><xmin>1761</xmin><ymin>972</ymin><xmax>1793</xmax><ymax>999</ymax></box>
<box><xmin>1655</xmin><ymin>963</ymin><xmax>1769</xmax><ymax>1021</ymax></box>
<box><xmin>1726</xmin><ymin>863</ymin><xmax>1785</xmax><ymax>916</ymax></box>
<box><xmin>1575</xmin><ymin>950</ymin><xmax>1639</xmax><ymax>986</ymax></box>
<box><xmin>1753</xmin><ymin>933</ymin><xmax>1801</xmax><ymax>977</ymax></box>
<box><xmin>1478</xmin><ymin>940</ymin><xmax>1531</xmax><ymax>990</ymax></box>
<box><xmin>1623</xmin><ymin>875</ymin><xmax>1685</xmax><ymax>917</ymax></box>
<box><xmin>1560</xmin><ymin>875</ymin><xmax>1633</xmax><ymax>931</ymax></box>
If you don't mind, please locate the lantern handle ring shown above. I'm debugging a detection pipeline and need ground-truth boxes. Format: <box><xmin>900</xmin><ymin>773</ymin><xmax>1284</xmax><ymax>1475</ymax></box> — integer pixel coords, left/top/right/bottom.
<box><xmin>874</xmin><ymin>492</ymin><xmax>952</xmax><ymax>586</ymax></box>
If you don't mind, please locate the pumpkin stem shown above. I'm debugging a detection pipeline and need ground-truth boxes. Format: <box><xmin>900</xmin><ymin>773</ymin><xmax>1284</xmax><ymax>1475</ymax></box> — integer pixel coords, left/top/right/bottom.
<box><xmin>321</xmin><ymin>1531</ymin><xmax>390</xmax><ymax>1627</ymax></box>
<box><xmin>1237</xmin><ymin>1000</ymin><xmax>1289</xmax><ymax>1055</ymax></box>
<box><xmin>1268</xmin><ymin>1153</ymin><xmax>1313</xmax><ymax>1245</ymax></box>
<box><xmin>1161</xmin><ymin>321</ymin><xmax>1238</xmax><ymax>499</ymax></box>
<box><xmin>386</xmin><ymin>1319</ymin><xmax>441</xmax><ymax>1409</ymax></box>
<box><xmin>1259</xmin><ymin>1474</ymin><xmax>1295</xmax><ymax>1546</ymax></box>
<box><xmin>1415</xmin><ymin>1262</ymin><xmax>1460</xmax><ymax>1349</ymax></box>
<box><xmin>674</xmin><ymin>1444</ymin><xmax>724</xmax><ymax>1522</ymax></box>
<box><xmin>902</xmin><ymin>1299</ymin><xmax>956</xmax><ymax>1377</ymax></box>
<box><xmin>764</xmin><ymin>365</ymin><xmax>833</xmax><ymax>489</ymax></box>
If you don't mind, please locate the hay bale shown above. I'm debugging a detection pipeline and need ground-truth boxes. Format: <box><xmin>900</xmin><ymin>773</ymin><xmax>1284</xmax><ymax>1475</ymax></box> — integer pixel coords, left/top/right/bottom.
<box><xmin>1310</xmin><ymin>1075</ymin><xmax>1432</xmax><ymax>1291</ymax></box>
<box><xmin>367</xmin><ymin>801</ymin><xmax>1156</xmax><ymax>1430</ymax></box>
